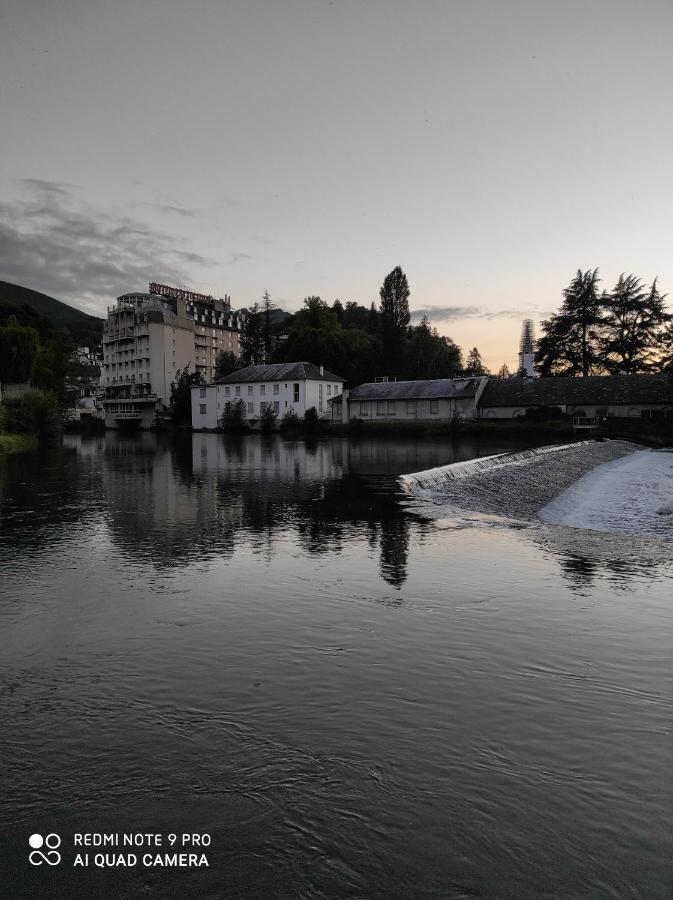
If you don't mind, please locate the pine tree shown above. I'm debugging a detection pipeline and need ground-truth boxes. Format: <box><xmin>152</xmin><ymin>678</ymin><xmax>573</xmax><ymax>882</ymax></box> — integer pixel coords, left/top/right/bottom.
<box><xmin>535</xmin><ymin>269</ymin><xmax>603</xmax><ymax>376</ymax></box>
<box><xmin>601</xmin><ymin>275</ymin><xmax>670</xmax><ymax>373</ymax></box>
<box><xmin>497</xmin><ymin>363</ymin><xmax>511</xmax><ymax>379</ymax></box>
<box><xmin>464</xmin><ymin>347</ymin><xmax>488</xmax><ymax>376</ymax></box>
<box><xmin>261</xmin><ymin>290</ymin><xmax>275</xmax><ymax>362</ymax></box>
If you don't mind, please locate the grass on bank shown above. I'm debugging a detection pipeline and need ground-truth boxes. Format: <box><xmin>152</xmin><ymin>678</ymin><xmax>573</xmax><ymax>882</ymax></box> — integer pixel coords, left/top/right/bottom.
<box><xmin>0</xmin><ymin>432</ymin><xmax>38</xmax><ymax>455</ymax></box>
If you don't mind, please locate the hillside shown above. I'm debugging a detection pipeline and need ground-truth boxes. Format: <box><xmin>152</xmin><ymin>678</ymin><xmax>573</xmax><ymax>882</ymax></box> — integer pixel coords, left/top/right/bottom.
<box><xmin>0</xmin><ymin>281</ymin><xmax>104</xmax><ymax>347</ymax></box>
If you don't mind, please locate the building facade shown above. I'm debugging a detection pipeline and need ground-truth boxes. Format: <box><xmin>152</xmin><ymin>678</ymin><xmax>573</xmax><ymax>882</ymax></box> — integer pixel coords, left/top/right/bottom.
<box><xmin>191</xmin><ymin>362</ymin><xmax>344</xmax><ymax>429</ymax></box>
<box><xmin>329</xmin><ymin>377</ymin><xmax>489</xmax><ymax>424</ymax></box>
<box><xmin>101</xmin><ymin>292</ymin><xmax>195</xmax><ymax>428</ymax></box>
<box><xmin>478</xmin><ymin>375</ymin><xmax>673</xmax><ymax>420</ymax></box>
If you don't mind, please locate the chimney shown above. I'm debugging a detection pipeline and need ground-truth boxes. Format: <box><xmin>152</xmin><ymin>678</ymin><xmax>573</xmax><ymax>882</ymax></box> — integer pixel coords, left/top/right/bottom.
<box><xmin>319</xmin><ymin>365</ymin><xmax>324</xmax><ymax>376</ymax></box>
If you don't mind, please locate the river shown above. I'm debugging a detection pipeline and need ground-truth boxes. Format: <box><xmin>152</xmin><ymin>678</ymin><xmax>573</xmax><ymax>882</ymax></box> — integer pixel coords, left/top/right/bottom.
<box><xmin>0</xmin><ymin>432</ymin><xmax>670</xmax><ymax>899</ymax></box>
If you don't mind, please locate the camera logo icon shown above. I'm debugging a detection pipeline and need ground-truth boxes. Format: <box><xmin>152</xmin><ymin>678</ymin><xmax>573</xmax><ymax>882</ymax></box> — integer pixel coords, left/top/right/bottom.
<box><xmin>29</xmin><ymin>833</ymin><xmax>61</xmax><ymax>866</ymax></box>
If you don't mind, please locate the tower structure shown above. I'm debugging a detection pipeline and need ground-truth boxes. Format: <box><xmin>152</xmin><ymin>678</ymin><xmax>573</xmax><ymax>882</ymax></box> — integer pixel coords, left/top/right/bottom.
<box><xmin>518</xmin><ymin>319</ymin><xmax>536</xmax><ymax>377</ymax></box>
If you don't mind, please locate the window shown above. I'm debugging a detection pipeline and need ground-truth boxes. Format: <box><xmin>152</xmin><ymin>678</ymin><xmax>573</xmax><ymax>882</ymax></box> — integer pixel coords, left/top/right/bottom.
<box><xmin>327</xmin><ymin>384</ymin><xmax>332</xmax><ymax>396</ymax></box>
<box><xmin>430</xmin><ymin>400</ymin><xmax>439</xmax><ymax>414</ymax></box>
<box><xmin>199</xmin><ymin>404</ymin><xmax>207</xmax><ymax>415</ymax></box>
<box><xmin>200</xmin><ymin>387</ymin><xmax>207</xmax><ymax>398</ymax></box>
<box><xmin>377</xmin><ymin>401</ymin><xmax>386</xmax><ymax>416</ymax></box>
<box><xmin>224</xmin><ymin>386</ymin><xmax>230</xmax><ymax>397</ymax></box>
<box><xmin>248</xmin><ymin>385</ymin><xmax>253</xmax><ymax>395</ymax></box>
<box><xmin>359</xmin><ymin>401</ymin><xmax>369</xmax><ymax>416</ymax></box>
<box><xmin>387</xmin><ymin>401</ymin><xmax>396</xmax><ymax>414</ymax></box>
<box><xmin>273</xmin><ymin>383</ymin><xmax>279</xmax><ymax>395</ymax></box>
<box><xmin>235</xmin><ymin>385</ymin><xmax>241</xmax><ymax>396</ymax></box>
<box><xmin>319</xmin><ymin>384</ymin><xmax>323</xmax><ymax>412</ymax></box>
<box><xmin>406</xmin><ymin>400</ymin><xmax>415</xmax><ymax>415</ymax></box>
<box><xmin>260</xmin><ymin>384</ymin><xmax>266</xmax><ymax>395</ymax></box>
<box><xmin>247</xmin><ymin>402</ymin><xmax>253</xmax><ymax>413</ymax></box>
<box><xmin>293</xmin><ymin>384</ymin><xmax>300</xmax><ymax>403</ymax></box>
<box><xmin>273</xmin><ymin>401</ymin><xmax>280</xmax><ymax>413</ymax></box>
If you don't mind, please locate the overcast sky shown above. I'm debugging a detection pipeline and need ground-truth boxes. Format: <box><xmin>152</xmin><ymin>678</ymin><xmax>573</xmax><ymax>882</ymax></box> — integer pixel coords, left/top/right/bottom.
<box><xmin>1</xmin><ymin>0</ymin><xmax>672</xmax><ymax>369</ymax></box>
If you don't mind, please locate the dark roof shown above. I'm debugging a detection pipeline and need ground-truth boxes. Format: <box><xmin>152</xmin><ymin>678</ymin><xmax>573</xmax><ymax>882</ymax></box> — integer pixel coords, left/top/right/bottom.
<box><xmin>215</xmin><ymin>362</ymin><xmax>344</xmax><ymax>384</ymax></box>
<box><xmin>480</xmin><ymin>375</ymin><xmax>673</xmax><ymax>408</ymax></box>
<box><xmin>328</xmin><ymin>378</ymin><xmax>483</xmax><ymax>402</ymax></box>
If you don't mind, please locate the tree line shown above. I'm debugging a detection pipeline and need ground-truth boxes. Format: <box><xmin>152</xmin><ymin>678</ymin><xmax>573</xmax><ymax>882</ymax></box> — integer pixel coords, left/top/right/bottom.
<box><xmin>216</xmin><ymin>267</ymin><xmax>489</xmax><ymax>385</ymax></box>
<box><xmin>536</xmin><ymin>269</ymin><xmax>672</xmax><ymax>376</ymax></box>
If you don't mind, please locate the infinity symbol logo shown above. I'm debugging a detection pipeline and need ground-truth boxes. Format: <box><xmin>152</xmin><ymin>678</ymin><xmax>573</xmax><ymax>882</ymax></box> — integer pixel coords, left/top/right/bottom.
<box><xmin>29</xmin><ymin>833</ymin><xmax>61</xmax><ymax>866</ymax></box>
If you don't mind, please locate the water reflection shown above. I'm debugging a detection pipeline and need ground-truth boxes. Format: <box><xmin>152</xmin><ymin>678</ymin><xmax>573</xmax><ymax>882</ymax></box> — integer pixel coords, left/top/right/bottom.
<box><xmin>2</xmin><ymin>432</ymin><xmax>670</xmax><ymax>594</ymax></box>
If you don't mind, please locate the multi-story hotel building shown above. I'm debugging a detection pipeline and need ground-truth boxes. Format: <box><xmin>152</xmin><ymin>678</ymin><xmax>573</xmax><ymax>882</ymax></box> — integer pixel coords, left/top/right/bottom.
<box><xmin>101</xmin><ymin>283</ymin><xmax>246</xmax><ymax>429</ymax></box>
<box><xmin>101</xmin><ymin>291</ymin><xmax>195</xmax><ymax>427</ymax></box>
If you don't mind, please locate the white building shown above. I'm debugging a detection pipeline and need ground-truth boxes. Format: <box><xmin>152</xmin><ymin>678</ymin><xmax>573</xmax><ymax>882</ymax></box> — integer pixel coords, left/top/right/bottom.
<box><xmin>191</xmin><ymin>362</ymin><xmax>345</xmax><ymax>429</ymax></box>
<box><xmin>328</xmin><ymin>377</ymin><xmax>489</xmax><ymax>424</ymax></box>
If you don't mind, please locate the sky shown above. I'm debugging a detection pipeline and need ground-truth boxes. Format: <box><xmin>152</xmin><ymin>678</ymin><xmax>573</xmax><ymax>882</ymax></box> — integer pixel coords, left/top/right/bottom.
<box><xmin>1</xmin><ymin>0</ymin><xmax>672</xmax><ymax>371</ymax></box>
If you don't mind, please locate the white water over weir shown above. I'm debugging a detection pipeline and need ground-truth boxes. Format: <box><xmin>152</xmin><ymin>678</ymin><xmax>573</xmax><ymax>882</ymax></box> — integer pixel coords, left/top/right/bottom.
<box><xmin>399</xmin><ymin>442</ymin><xmax>592</xmax><ymax>494</ymax></box>
<box><xmin>398</xmin><ymin>440</ymin><xmax>638</xmax><ymax>524</ymax></box>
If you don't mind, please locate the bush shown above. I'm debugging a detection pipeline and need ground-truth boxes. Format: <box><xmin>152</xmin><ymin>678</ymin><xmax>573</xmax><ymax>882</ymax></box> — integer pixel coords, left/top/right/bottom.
<box><xmin>221</xmin><ymin>399</ymin><xmax>247</xmax><ymax>432</ymax></box>
<box><xmin>260</xmin><ymin>403</ymin><xmax>278</xmax><ymax>434</ymax></box>
<box><xmin>2</xmin><ymin>389</ymin><xmax>61</xmax><ymax>441</ymax></box>
<box><xmin>303</xmin><ymin>406</ymin><xmax>320</xmax><ymax>434</ymax></box>
<box><xmin>279</xmin><ymin>408</ymin><xmax>300</xmax><ymax>432</ymax></box>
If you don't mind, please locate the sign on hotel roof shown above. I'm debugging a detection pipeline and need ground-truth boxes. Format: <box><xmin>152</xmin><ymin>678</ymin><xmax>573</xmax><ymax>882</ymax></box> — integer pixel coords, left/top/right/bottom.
<box><xmin>148</xmin><ymin>282</ymin><xmax>230</xmax><ymax>308</ymax></box>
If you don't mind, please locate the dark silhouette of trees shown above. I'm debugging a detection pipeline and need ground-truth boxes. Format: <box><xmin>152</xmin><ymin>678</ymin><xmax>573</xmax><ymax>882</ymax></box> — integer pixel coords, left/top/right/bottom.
<box><xmin>0</xmin><ymin>315</ymin><xmax>39</xmax><ymax>383</ymax></box>
<box><xmin>536</xmin><ymin>269</ymin><xmax>603</xmax><ymax>376</ymax></box>
<box><xmin>464</xmin><ymin>347</ymin><xmax>488</xmax><ymax>376</ymax></box>
<box><xmin>170</xmin><ymin>365</ymin><xmax>204</xmax><ymax>425</ymax></box>
<box><xmin>497</xmin><ymin>363</ymin><xmax>511</xmax><ymax>379</ymax></box>
<box><xmin>379</xmin><ymin>266</ymin><xmax>411</xmax><ymax>377</ymax></box>
<box><xmin>240</xmin><ymin>302</ymin><xmax>265</xmax><ymax>366</ymax></box>
<box><xmin>215</xmin><ymin>350</ymin><xmax>240</xmax><ymax>379</ymax></box>
<box><xmin>601</xmin><ymin>275</ymin><xmax>670</xmax><ymax>373</ymax></box>
<box><xmin>536</xmin><ymin>268</ymin><xmax>671</xmax><ymax>376</ymax></box>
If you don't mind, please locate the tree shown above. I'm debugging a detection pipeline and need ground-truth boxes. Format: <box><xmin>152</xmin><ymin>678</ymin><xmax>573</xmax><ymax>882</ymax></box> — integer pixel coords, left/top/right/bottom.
<box><xmin>535</xmin><ymin>269</ymin><xmax>603</xmax><ymax>376</ymax></box>
<box><xmin>0</xmin><ymin>316</ymin><xmax>39</xmax><ymax>383</ymax></box>
<box><xmin>221</xmin><ymin>398</ymin><xmax>247</xmax><ymax>432</ymax></box>
<box><xmin>601</xmin><ymin>275</ymin><xmax>670</xmax><ymax>374</ymax></box>
<box><xmin>658</xmin><ymin>322</ymin><xmax>673</xmax><ymax>373</ymax></box>
<box><xmin>240</xmin><ymin>303</ymin><xmax>265</xmax><ymax>366</ymax></box>
<box><xmin>497</xmin><ymin>363</ymin><xmax>511</xmax><ymax>379</ymax></box>
<box><xmin>170</xmin><ymin>365</ymin><xmax>204</xmax><ymax>425</ymax></box>
<box><xmin>259</xmin><ymin>402</ymin><xmax>277</xmax><ymax>433</ymax></box>
<box><xmin>406</xmin><ymin>317</ymin><xmax>462</xmax><ymax>378</ymax></box>
<box><xmin>464</xmin><ymin>347</ymin><xmax>488</xmax><ymax>376</ymax></box>
<box><xmin>379</xmin><ymin>266</ymin><xmax>411</xmax><ymax>376</ymax></box>
<box><xmin>275</xmin><ymin>296</ymin><xmax>383</xmax><ymax>384</ymax></box>
<box><xmin>261</xmin><ymin>290</ymin><xmax>275</xmax><ymax>362</ymax></box>
<box><xmin>215</xmin><ymin>350</ymin><xmax>240</xmax><ymax>379</ymax></box>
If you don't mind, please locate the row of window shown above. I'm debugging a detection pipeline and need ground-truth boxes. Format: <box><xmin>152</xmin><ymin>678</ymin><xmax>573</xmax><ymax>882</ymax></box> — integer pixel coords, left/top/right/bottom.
<box><xmin>200</xmin><ymin>401</ymin><xmax>283</xmax><ymax>416</ymax></box>
<box><xmin>214</xmin><ymin>383</ymin><xmax>303</xmax><ymax>403</ymax></box>
<box><xmin>350</xmin><ymin>400</ymin><xmax>441</xmax><ymax>416</ymax></box>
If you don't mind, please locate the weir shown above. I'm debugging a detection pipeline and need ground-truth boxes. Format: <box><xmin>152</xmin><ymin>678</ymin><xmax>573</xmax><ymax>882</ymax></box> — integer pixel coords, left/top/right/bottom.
<box><xmin>399</xmin><ymin>442</ymin><xmax>592</xmax><ymax>494</ymax></box>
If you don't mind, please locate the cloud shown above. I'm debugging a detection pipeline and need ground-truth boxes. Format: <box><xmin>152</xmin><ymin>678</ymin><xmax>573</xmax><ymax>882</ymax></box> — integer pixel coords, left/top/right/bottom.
<box><xmin>411</xmin><ymin>305</ymin><xmax>547</xmax><ymax>323</ymax></box>
<box><xmin>0</xmin><ymin>181</ymin><xmax>218</xmax><ymax>316</ymax></box>
<box><xmin>227</xmin><ymin>252</ymin><xmax>252</xmax><ymax>265</ymax></box>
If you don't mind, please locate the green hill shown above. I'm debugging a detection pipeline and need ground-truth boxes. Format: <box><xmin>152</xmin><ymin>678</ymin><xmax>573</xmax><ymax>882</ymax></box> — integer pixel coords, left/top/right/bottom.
<box><xmin>0</xmin><ymin>281</ymin><xmax>104</xmax><ymax>348</ymax></box>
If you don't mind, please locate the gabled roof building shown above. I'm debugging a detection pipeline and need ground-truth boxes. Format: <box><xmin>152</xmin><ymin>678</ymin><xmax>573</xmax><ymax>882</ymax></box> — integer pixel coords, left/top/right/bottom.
<box><xmin>192</xmin><ymin>362</ymin><xmax>344</xmax><ymax>429</ymax></box>
<box><xmin>328</xmin><ymin>377</ymin><xmax>489</xmax><ymax>423</ymax></box>
<box><xmin>478</xmin><ymin>375</ymin><xmax>673</xmax><ymax>419</ymax></box>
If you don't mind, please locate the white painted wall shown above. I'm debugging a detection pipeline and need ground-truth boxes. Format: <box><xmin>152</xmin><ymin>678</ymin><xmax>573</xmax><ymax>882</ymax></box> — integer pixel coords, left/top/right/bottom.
<box><xmin>191</xmin><ymin>377</ymin><xmax>343</xmax><ymax>429</ymax></box>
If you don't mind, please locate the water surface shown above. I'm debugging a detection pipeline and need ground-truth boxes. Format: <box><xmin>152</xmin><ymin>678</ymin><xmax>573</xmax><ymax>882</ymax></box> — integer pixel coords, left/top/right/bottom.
<box><xmin>0</xmin><ymin>433</ymin><xmax>671</xmax><ymax>899</ymax></box>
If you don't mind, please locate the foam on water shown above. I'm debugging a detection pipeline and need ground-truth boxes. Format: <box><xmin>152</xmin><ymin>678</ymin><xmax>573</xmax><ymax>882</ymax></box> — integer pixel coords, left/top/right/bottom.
<box><xmin>539</xmin><ymin>448</ymin><xmax>673</xmax><ymax>537</ymax></box>
<box><xmin>397</xmin><ymin>439</ymin><xmax>673</xmax><ymax>541</ymax></box>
